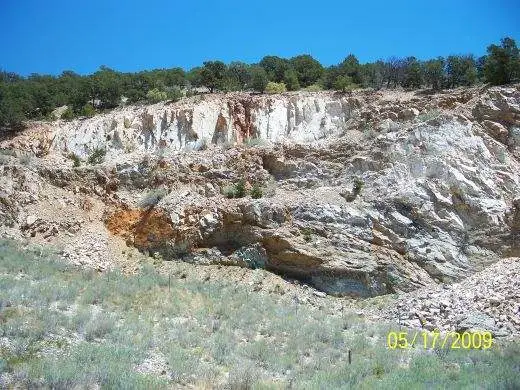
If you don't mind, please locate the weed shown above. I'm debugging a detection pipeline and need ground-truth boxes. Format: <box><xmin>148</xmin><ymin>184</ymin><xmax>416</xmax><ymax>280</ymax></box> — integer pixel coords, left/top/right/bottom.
<box><xmin>301</xmin><ymin>227</ymin><xmax>313</xmax><ymax>242</ymax></box>
<box><xmin>250</xmin><ymin>183</ymin><xmax>263</xmax><ymax>199</ymax></box>
<box><xmin>84</xmin><ymin>313</ymin><xmax>115</xmax><ymax>341</ymax></box>
<box><xmin>68</xmin><ymin>153</ymin><xmax>81</xmax><ymax>167</ymax></box>
<box><xmin>222</xmin><ymin>179</ymin><xmax>247</xmax><ymax>199</ymax></box>
<box><xmin>87</xmin><ymin>147</ymin><xmax>106</xmax><ymax>165</ymax></box>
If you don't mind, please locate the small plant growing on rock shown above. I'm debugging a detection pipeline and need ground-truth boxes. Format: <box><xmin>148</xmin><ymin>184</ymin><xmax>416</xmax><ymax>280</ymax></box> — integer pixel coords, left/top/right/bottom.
<box><xmin>353</xmin><ymin>177</ymin><xmax>364</xmax><ymax>196</ymax></box>
<box><xmin>222</xmin><ymin>179</ymin><xmax>247</xmax><ymax>199</ymax></box>
<box><xmin>68</xmin><ymin>153</ymin><xmax>81</xmax><ymax>167</ymax></box>
<box><xmin>19</xmin><ymin>154</ymin><xmax>33</xmax><ymax>165</ymax></box>
<box><xmin>235</xmin><ymin>179</ymin><xmax>246</xmax><ymax>198</ymax></box>
<box><xmin>87</xmin><ymin>147</ymin><xmax>106</xmax><ymax>165</ymax></box>
<box><xmin>300</xmin><ymin>227</ymin><xmax>313</xmax><ymax>242</ymax></box>
<box><xmin>343</xmin><ymin>177</ymin><xmax>364</xmax><ymax>202</ymax></box>
<box><xmin>250</xmin><ymin>184</ymin><xmax>263</xmax><ymax>199</ymax></box>
<box><xmin>416</xmin><ymin>109</ymin><xmax>440</xmax><ymax>123</ymax></box>
<box><xmin>223</xmin><ymin>185</ymin><xmax>237</xmax><ymax>199</ymax></box>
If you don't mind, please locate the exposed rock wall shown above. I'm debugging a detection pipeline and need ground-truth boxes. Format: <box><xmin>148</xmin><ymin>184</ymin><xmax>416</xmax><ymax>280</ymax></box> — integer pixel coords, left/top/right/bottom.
<box><xmin>40</xmin><ymin>93</ymin><xmax>360</xmax><ymax>158</ymax></box>
<box><xmin>1</xmin><ymin>85</ymin><xmax>520</xmax><ymax>298</ymax></box>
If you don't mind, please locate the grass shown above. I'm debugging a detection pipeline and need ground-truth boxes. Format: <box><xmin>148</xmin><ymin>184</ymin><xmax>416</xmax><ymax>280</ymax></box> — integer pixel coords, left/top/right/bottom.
<box><xmin>0</xmin><ymin>238</ymin><xmax>519</xmax><ymax>389</ymax></box>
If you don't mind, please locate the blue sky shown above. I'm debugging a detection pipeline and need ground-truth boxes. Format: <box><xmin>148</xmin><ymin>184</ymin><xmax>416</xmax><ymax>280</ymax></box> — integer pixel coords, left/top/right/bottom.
<box><xmin>1</xmin><ymin>0</ymin><xmax>519</xmax><ymax>76</ymax></box>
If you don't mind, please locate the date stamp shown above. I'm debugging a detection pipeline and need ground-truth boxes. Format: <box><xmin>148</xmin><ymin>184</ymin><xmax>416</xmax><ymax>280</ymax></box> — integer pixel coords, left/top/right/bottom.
<box><xmin>387</xmin><ymin>330</ymin><xmax>494</xmax><ymax>350</ymax></box>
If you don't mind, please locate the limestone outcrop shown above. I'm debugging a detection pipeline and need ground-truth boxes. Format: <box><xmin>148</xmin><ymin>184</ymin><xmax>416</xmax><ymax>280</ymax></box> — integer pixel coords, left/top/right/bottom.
<box><xmin>1</xmin><ymin>85</ymin><xmax>519</xmax><ymax>298</ymax></box>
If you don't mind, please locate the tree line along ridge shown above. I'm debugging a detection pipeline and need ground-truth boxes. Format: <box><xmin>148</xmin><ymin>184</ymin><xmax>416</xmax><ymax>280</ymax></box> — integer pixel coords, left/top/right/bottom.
<box><xmin>0</xmin><ymin>37</ymin><xmax>518</xmax><ymax>131</ymax></box>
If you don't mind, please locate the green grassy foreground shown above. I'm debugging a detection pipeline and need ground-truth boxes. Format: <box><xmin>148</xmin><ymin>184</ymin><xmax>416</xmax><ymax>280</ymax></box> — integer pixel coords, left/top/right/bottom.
<box><xmin>0</xmin><ymin>239</ymin><xmax>518</xmax><ymax>389</ymax></box>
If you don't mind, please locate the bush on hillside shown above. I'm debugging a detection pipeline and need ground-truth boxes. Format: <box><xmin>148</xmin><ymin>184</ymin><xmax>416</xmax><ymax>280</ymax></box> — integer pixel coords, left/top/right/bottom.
<box><xmin>265</xmin><ymin>82</ymin><xmax>287</xmax><ymax>94</ymax></box>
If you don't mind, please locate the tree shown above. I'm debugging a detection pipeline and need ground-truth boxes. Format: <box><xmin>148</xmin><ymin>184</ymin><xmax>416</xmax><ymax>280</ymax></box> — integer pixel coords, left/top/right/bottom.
<box><xmin>423</xmin><ymin>58</ymin><xmax>445</xmax><ymax>90</ymax></box>
<box><xmin>402</xmin><ymin>57</ymin><xmax>423</xmax><ymax>89</ymax></box>
<box><xmin>226</xmin><ymin>62</ymin><xmax>251</xmax><ymax>91</ymax></box>
<box><xmin>445</xmin><ymin>55</ymin><xmax>477</xmax><ymax>88</ymax></box>
<box><xmin>259</xmin><ymin>56</ymin><xmax>290</xmax><ymax>82</ymax></box>
<box><xmin>187</xmin><ymin>67</ymin><xmax>203</xmax><ymax>89</ymax></box>
<box><xmin>338</xmin><ymin>54</ymin><xmax>362</xmax><ymax>85</ymax></box>
<box><xmin>484</xmin><ymin>37</ymin><xmax>520</xmax><ymax>85</ymax></box>
<box><xmin>290</xmin><ymin>55</ymin><xmax>324</xmax><ymax>87</ymax></box>
<box><xmin>283</xmin><ymin>69</ymin><xmax>300</xmax><ymax>91</ymax></box>
<box><xmin>0</xmin><ymin>82</ymin><xmax>27</xmax><ymax>130</ymax></box>
<box><xmin>91</xmin><ymin>66</ymin><xmax>122</xmax><ymax>108</ymax></box>
<box><xmin>164</xmin><ymin>67</ymin><xmax>186</xmax><ymax>87</ymax></box>
<box><xmin>360</xmin><ymin>61</ymin><xmax>385</xmax><ymax>89</ymax></box>
<box><xmin>249</xmin><ymin>66</ymin><xmax>268</xmax><ymax>93</ymax></box>
<box><xmin>200</xmin><ymin>61</ymin><xmax>227</xmax><ymax>93</ymax></box>
<box><xmin>384</xmin><ymin>57</ymin><xmax>406</xmax><ymax>88</ymax></box>
<box><xmin>333</xmin><ymin>75</ymin><xmax>356</xmax><ymax>92</ymax></box>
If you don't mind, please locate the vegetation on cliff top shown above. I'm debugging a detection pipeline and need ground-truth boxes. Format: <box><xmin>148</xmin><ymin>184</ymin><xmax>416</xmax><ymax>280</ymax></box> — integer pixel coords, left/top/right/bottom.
<box><xmin>0</xmin><ymin>37</ymin><xmax>519</xmax><ymax>131</ymax></box>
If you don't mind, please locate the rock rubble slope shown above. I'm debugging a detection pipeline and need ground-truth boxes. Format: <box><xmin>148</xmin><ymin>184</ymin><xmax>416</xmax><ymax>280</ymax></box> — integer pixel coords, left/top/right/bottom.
<box><xmin>1</xmin><ymin>86</ymin><xmax>519</xmax><ymax>302</ymax></box>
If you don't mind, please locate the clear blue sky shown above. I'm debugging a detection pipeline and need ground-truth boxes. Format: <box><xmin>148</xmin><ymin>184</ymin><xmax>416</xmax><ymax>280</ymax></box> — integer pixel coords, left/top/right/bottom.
<box><xmin>1</xmin><ymin>0</ymin><xmax>519</xmax><ymax>76</ymax></box>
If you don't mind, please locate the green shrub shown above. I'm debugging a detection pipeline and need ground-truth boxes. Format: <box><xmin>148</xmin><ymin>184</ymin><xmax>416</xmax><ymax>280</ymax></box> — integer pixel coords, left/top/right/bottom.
<box><xmin>235</xmin><ymin>179</ymin><xmax>246</xmax><ymax>198</ymax></box>
<box><xmin>334</xmin><ymin>75</ymin><xmax>357</xmax><ymax>92</ymax></box>
<box><xmin>265</xmin><ymin>81</ymin><xmax>287</xmax><ymax>94</ymax></box>
<box><xmin>84</xmin><ymin>313</ymin><xmax>115</xmax><ymax>341</ymax></box>
<box><xmin>87</xmin><ymin>147</ymin><xmax>106</xmax><ymax>165</ymax></box>
<box><xmin>222</xmin><ymin>179</ymin><xmax>247</xmax><ymax>199</ymax></box>
<box><xmin>80</xmin><ymin>103</ymin><xmax>96</xmax><ymax>118</ymax></box>
<box><xmin>223</xmin><ymin>185</ymin><xmax>237</xmax><ymax>199</ymax></box>
<box><xmin>303</xmin><ymin>83</ymin><xmax>324</xmax><ymax>92</ymax></box>
<box><xmin>166</xmin><ymin>85</ymin><xmax>183</xmax><ymax>102</ymax></box>
<box><xmin>124</xmin><ymin>118</ymin><xmax>131</xmax><ymax>128</ymax></box>
<box><xmin>146</xmin><ymin>88</ymin><xmax>168</xmax><ymax>103</ymax></box>
<box><xmin>68</xmin><ymin>153</ymin><xmax>81</xmax><ymax>167</ymax></box>
<box><xmin>61</xmin><ymin>107</ymin><xmax>75</xmax><ymax>121</ymax></box>
<box><xmin>301</xmin><ymin>227</ymin><xmax>313</xmax><ymax>242</ymax></box>
<box><xmin>250</xmin><ymin>184</ymin><xmax>263</xmax><ymax>199</ymax></box>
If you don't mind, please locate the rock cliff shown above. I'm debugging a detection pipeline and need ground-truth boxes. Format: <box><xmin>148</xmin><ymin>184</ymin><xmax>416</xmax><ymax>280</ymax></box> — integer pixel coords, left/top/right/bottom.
<box><xmin>1</xmin><ymin>85</ymin><xmax>519</xmax><ymax>300</ymax></box>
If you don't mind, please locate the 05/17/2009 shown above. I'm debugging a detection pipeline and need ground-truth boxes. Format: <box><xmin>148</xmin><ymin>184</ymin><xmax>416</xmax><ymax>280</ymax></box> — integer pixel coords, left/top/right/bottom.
<box><xmin>387</xmin><ymin>330</ymin><xmax>493</xmax><ymax>350</ymax></box>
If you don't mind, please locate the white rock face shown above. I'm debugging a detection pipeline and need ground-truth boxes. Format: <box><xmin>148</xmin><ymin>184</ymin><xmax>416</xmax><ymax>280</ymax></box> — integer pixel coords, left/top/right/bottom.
<box><xmin>47</xmin><ymin>93</ymin><xmax>359</xmax><ymax>158</ymax></box>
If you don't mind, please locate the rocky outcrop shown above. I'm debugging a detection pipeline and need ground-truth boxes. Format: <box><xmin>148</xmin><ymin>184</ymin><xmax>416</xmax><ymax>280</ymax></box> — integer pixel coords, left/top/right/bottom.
<box><xmin>1</xmin><ymin>85</ymin><xmax>520</xmax><ymax>298</ymax></box>
<box><xmin>381</xmin><ymin>257</ymin><xmax>520</xmax><ymax>337</ymax></box>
